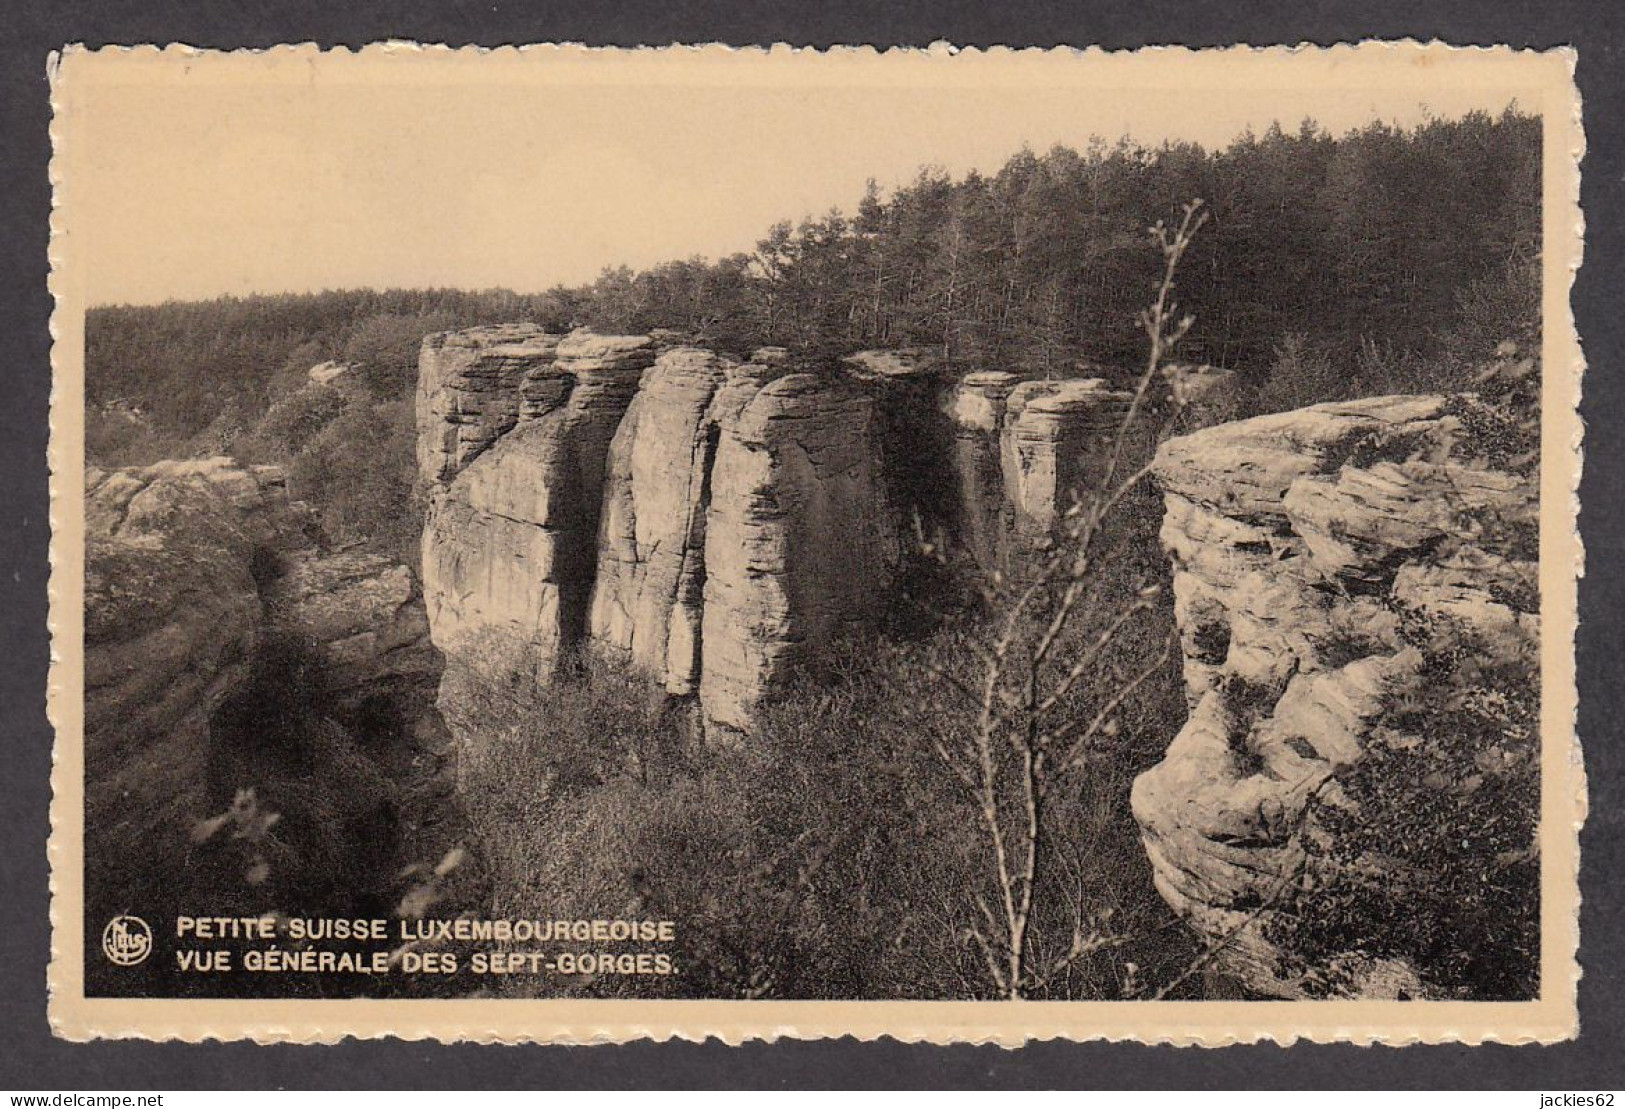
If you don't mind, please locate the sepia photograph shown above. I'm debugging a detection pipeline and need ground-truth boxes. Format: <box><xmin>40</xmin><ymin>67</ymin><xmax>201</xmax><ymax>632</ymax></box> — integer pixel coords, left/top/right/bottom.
<box><xmin>45</xmin><ymin>42</ymin><xmax>1583</xmax><ymax>1044</ymax></box>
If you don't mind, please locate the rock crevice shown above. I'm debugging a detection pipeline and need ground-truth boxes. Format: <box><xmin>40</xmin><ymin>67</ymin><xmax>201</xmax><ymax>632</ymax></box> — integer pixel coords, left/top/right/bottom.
<box><xmin>420</xmin><ymin>332</ymin><xmax>904</xmax><ymax>741</ymax></box>
<box><xmin>418</xmin><ymin>328</ymin><xmax>1224</xmax><ymax>742</ymax></box>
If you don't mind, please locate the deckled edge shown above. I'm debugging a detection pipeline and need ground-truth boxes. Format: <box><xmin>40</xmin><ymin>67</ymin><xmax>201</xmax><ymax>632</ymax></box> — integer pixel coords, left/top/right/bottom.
<box><xmin>45</xmin><ymin>43</ymin><xmax>68</xmax><ymax>1042</ymax></box>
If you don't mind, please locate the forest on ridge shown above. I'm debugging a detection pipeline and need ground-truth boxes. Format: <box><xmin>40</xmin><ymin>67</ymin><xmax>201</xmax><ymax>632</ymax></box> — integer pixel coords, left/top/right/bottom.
<box><xmin>86</xmin><ymin>108</ymin><xmax>1540</xmax><ymax>562</ymax></box>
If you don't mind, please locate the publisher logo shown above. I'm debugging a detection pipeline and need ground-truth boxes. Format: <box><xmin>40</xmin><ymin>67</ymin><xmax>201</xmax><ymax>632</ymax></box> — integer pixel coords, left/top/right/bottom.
<box><xmin>102</xmin><ymin>915</ymin><xmax>153</xmax><ymax>966</ymax></box>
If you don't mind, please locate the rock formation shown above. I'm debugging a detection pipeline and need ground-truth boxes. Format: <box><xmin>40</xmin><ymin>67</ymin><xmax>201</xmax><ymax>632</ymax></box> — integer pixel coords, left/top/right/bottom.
<box><xmin>1131</xmin><ymin>394</ymin><xmax>1539</xmax><ymax>997</ymax></box>
<box><xmin>698</xmin><ymin>371</ymin><xmax>899</xmax><ymax>730</ymax></box>
<box><xmin>944</xmin><ymin>374</ymin><xmax>1136</xmax><ymax>563</ymax></box>
<box><xmin>589</xmin><ymin>347</ymin><xmax>737</xmax><ymax>696</ymax></box>
<box><xmin>420</xmin><ymin>333</ymin><xmax>904</xmax><ymax>741</ymax></box>
<box><xmin>416</xmin><ymin>324</ymin><xmax>564</xmax><ymax>491</ymax></box>
<box><xmin>86</xmin><ymin>460</ymin><xmax>313</xmax><ymax>828</ymax></box>
<box><xmin>419</xmin><ymin>331</ymin><xmax>654</xmax><ymax>746</ymax></box>
<box><xmin>418</xmin><ymin>327</ymin><xmax>1205</xmax><ymax>741</ymax></box>
<box><xmin>1000</xmin><ymin>378</ymin><xmax>1133</xmax><ymax>531</ymax></box>
<box><xmin>84</xmin><ymin>458</ymin><xmax>438</xmax><ymax>988</ymax></box>
<box><xmin>947</xmin><ymin>371</ymin><xmax>1027</xmax><ymax>570</ymax></box>
<box><xmin>266</xmin><ymin>550</ymin><xmax>438</xmax><ymax>714</ymax></box>
<box><xmin>589</xmin><ymin>347</ymin><xmax>905</xmax><ymax>729</ymax></box>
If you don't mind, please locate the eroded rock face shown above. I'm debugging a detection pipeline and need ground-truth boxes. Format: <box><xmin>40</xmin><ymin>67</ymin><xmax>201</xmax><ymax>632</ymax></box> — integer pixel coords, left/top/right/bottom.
<box><xmin>589</xmin><ymin>347</ymin><xmax>735</xmax><ymax>694</ymax></box>
<box><xmin>84</xmin><ymin>458</ymin><xmax>435</xmax><ymax>988</ymax></box>
<box><xmin>427</xmin><ymin>331</ymin><xmax>1242</xmax><ymax>740</ymax></box>
<box><xmin>700</xmin><ymin>372</ymin><xmax>900</xmax><ymax>730</ymax></box>
<box><xmin>1131</xmin><ymin>394</ymin><xmax>1539</xmax><ymax>997</ymax></box>
<box><xmin>586</xmin><ymin>349</ymin><xmax>901</xmax><ymax>728</ymax></box>
<box><xmin>420</xmin><ymin>329</ymin><xmax>909</xmax><ymax>739</ymax></box>
<box><xmin>948</xmin><ymin>372</ymin><xmax>1026</xmax><ymax>569</ymax></box>
<box><xmin>416</xmin><ymin>324</ymin><xmax>563</xmax><ymax>490</ymax></box>
<box><xmin>86</xmin><ymin>460</ymin><xmax>307</xmax><ymax>831</ymax></box>
<box><xmin>268</xmin><ymin>551</ymin><xmax>438</xmax><ymax>711</ymax></box>
<box><xmin>421</xmin><ymin>333</ymin><xmax>652</xmax><ymax>740</ymax></box>
<box><xmin>1000</xmin><ymin>379</ymin><xmax>1132</xmax><ymax>532</ymax></box>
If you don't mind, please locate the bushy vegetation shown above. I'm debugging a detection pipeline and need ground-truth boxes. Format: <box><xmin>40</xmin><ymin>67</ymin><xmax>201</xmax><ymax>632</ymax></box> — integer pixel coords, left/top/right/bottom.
<box><xmin>457</xmin><ymin>629</ymin><xmax>1201</xmax><ymax>1001</ymax></box>
<box><xmin>1276</xmin><ymin>630</ymin><xmax>1540</xmax><ymax>999</ymax></box>
<box><xmin>83</xmin><ymin>108</ymin><xmax>1544</xmax><ymax>1001</ymax></box>
<box><xmin>1266</xmin><ymin>341</ymin><xmax>1543</xmax><ymax>1000</ymax></box>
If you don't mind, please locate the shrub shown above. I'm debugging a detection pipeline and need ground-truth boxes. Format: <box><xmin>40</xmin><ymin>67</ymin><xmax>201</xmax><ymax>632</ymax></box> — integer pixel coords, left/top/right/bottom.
<box><xmin>1268</xmin><ymin>619</ymin><xmax>1539</xmax><ymax>998</ymax></box>
<box><xmin>1255</xmin><ymin>333</ymin><xmax>1346</xmax><ymax>414</ymax></box>
<box><xmin>463</xmin><ymin>622</ymin><xmax>1198</xmax><ymax>1000</ymax></box>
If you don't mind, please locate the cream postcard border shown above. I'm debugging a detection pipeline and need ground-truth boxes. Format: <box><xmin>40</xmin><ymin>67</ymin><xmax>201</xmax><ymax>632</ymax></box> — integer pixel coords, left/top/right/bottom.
<box><xmin>45</xmin><ymin>40</ymin><xmax>1587</xmax><ymax>1045</ymax></box>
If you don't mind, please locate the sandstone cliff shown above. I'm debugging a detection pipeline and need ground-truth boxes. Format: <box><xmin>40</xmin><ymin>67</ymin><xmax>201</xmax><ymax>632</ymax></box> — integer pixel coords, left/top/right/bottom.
<box><xmin>420</xmin><ymin>331</ymin><xmax>655</xmax><ymax>743</ymax></box>
<box><xmin>418</xmin><ymin>328</ymin><xmax>1210</xmax><ymax>742</ymax></box>
<box><xmin>421</xmin><ymin>334</ymin><xmax>903</xmax><ymax>740</ymax></box>
<box><xmin>85</xmin><ymin>457</ymin><xmax>439</xmax><ymax>990</ymax></box>
<box><xmin>1131</xmin><ymin>392</ymin><xmax>1539</xmax><ymax>997</ymax></box>
<box><xmin>944</xmin><ymin>372</ymin><xmax>1138</xmax><ymax>566</ymax></box>
<box><xmin>416</xmin><ymin>324</ymin><xmax>563</xmax><ymax>491</ymax></box>
<box><xmin>698</xmin><ymin>370</ymin><xmax>899</xmax><ymax>729</ymax></box>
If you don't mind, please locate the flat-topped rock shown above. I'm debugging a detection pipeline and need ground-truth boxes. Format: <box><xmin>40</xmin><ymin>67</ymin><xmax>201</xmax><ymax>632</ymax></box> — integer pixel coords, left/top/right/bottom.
<box><xmin>1152</xmin><ymin>394</ymin><xmax>1452</xmax><ymax>518</ymax></box>
<box><xmin>949</xmin><ymin>371</ymin><xmax>1027</xmax><ymax>434</ymax></box>
<box><xmin>1133</xmin><ymin>390</ymin><xmax>1538</xmax><ymax>998</ymax></box>
<box><xmin>1000</xmin><ymin>379</ymin><xmax>1133</xmax><ymax>530</ymax></box>
<box><xmin>701</xmin><ymin>373</ymin><xmax>900</xmax><ymax>730</ymax></box>
<box><xmin>553</xmin><ymin>330</ymin><xmax>658</xmax><ymax>373</ymax></box>
<box><xmin>842</xmin><ymin>348</ymin><xmax>940</xmax><ymax>381</ymax></box>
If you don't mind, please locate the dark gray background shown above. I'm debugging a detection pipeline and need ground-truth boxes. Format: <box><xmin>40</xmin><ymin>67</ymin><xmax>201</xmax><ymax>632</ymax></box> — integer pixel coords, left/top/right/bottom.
<box><xmin>3</xmin><ymin>0</ymin><xmax>1620</xmax><ymax>1089</ymax></box>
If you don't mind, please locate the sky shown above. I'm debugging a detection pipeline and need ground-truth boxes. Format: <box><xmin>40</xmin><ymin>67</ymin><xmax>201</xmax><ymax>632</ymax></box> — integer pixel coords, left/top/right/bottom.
<box><xmin>59</xmin><ymin>46</ymin><xmax>1537</xmax><ymax>306</ymax></box>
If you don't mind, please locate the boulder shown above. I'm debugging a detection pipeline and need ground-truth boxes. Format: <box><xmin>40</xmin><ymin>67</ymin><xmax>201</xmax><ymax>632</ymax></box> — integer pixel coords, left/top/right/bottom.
<box><xmin>841</xmin><ymin>348</ymin><xmax>939</xmax><ymax>381</ymax></box>
<box><xmin>308</xmin><ymin>360</ymin><xmax>354</xmax><ymax>385</ymax></box>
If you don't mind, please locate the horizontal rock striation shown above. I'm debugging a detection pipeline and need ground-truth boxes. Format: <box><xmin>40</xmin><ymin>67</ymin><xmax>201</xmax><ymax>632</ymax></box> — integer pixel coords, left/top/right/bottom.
<box><xmin>421</xmin><ymin>331</ymin><xmax>652</xmax><ymax>744</ymax></box>
<box><xmin>699</xmin><ymin>371</ymin><xmax>900</xmax><ymax>730</ymax></box>
<box><xmin>1131</xmin><ymin>393</ymin><xmax>1539</xmax><ymax>997</ymax></box>
<box><xmin>416</xmin><ymin>324</ymin><xmax>564</xmax><ymax>491</ymax></box>
<box><xmin>421</xmin><ymin>333</ymin><xmax>905</xmax><ymax>743</ymax></box>
<box><xmin>421</xmin><ymin>330</ymin><xmax>1244</xmax><ymax>745</ymax></box>
<box><xmin>420</xmin><ymin>327</ymin><xmax>1243</xmax><ymax>746</ymax></box>
<box><xmin>945</xmin><ymin>374</ymin><xmax>1140</xmax><ymax>566</ymax></box>
<box><xmin>267</xmin><ymin>551</ymin><xmax>438</xmax><ymax>711</ymax></box>
<box><xmin>85</xmin><ymin>458</ymin><xmax>436</xmax><ymax>986</ymax></box>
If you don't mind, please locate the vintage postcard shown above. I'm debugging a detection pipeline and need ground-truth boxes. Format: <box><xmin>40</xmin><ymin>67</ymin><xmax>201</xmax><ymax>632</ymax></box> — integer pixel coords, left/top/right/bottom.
<box><xmin>47</xmin><ymin>41</ymin><xmax>1584</xmax><ymax>1044</ymax></box>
